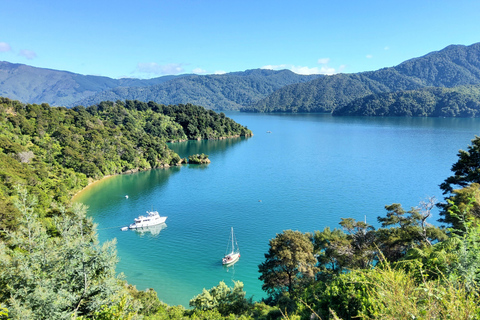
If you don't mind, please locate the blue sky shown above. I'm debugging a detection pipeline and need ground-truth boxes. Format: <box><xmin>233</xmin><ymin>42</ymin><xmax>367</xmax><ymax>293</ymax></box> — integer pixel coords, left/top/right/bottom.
<box><xmin>1</xmin><ymin>0</ymin><xmax>479</xmax><ymax>79</ymax></box>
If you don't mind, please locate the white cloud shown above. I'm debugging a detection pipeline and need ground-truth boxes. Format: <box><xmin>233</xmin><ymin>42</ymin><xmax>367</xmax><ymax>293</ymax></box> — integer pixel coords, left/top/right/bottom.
<box><xmin>366</xmin><ymin>54</ymin><xmax>373</xmax><ymax>59</ymax></box>
<box><xmin>293</xmin><ymin>65</ymin><xmax>334</xmax><ymax>75</ymax></box>
<box><xmin>384</xmin><ymin>46</ymin><xmax>390</xmax><ymax>50</ymax></box>
<box><xmin>262</xmin><ymin>63</ymin><xmax>337</xmax><ymax>75</ymax></box>
<box><xmin>317</xmin><ymin>58</ymin><xmax>330</xmax><ymax>64</ymax></box>
<box><xmin>192</xmin><ymin>68</ymin><xmax>207</xmax><ymax>74</ymax></box>
<box><xmin>19</xmin><ymin>49</ymin><xmax>37</xmax><ymax>59</ymax></box>
<box><xmin>136</xmin><ymin>62</ymin><xmax>185</xmax><ymax>75</ymax></box>
<box><xmin>0</xmin><ymin>42</ymin><xmax>11</xmax><ymax>52</ymax></box>
<box><xmin>214</xmin><ymin>70</ymin><xmax>226</xmax><ymax>75</ymax></box>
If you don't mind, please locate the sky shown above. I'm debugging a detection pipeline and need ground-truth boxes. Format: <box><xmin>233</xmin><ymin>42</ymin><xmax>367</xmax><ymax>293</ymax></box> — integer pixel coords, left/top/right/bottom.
<box><xmin>1</xmin><ymin>0</ymin><xmax>480</xmax><ymax>79</ymax></box>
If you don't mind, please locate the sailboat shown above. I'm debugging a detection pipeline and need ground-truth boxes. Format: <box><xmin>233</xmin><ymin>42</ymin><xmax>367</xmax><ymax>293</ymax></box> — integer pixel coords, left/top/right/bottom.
<box><xmin>222</xmin><ymin>227</ymin><xmax>240</xmax><ymax>266</ymax></box>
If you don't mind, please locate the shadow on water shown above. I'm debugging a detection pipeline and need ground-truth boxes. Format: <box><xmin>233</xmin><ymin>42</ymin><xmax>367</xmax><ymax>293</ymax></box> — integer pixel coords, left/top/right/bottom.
<box><xmin>168</xmin><ymin>136</ymin><xmax>251</xmax><ymax>158</ymax></box>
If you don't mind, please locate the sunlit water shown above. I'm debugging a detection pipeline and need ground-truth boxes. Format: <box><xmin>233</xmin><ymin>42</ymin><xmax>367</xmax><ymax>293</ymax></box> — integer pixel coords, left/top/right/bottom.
<box><xmin>74</xmin><ymin>113</ymin><xmax>480</xmax><ymax>307</ymax></box>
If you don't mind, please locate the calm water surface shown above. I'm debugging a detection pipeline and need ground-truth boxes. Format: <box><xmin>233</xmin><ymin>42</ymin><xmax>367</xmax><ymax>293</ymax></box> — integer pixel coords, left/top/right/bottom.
<box><xmin>74</xmin><ymin>113</ymin><xmax>480</xmax><ymax>307</ymax></box>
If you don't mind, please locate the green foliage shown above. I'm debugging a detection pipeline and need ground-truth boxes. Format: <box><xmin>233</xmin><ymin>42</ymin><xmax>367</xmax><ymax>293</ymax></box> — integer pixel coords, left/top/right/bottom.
<box><xmin>243</xmin><ymin>73</ymin><xmax>395</xmax><ymax>113</ymax></box>
<box><xmin>333</xmin><ymin>85</ymin><xmax>480</xmax><ymax>117</ymax></box>
<box><xmin>0</xmin><ymin>188</ymin><xmax>125</xmax><ymax>319</ymax></box>
<box><xmin>188</xmin><ymin>153</ymin><xmax>211</xmax><ymax>164</ymax></box>
<box><xmin>76</xmin><ymin>69</ymin><xmax>322</xmax><ymax>111</ymax></box>
<box><xmin>376</xmin><ymin>199</ymin><xmax>447</xmax><ymax>262</ymax></box>
<box><xmin>440</xmin><ymin>136</ymin><xmax>480</xmax><ymax>194</ymax></box>
<box><xmin>312</xmin><ymin>226</ymin><xmax>350</xmax><ymax>276</ymax></box>
<box><xmin>189</xmin><ymin>281</ymin><xmax>252</xmax><ymax>317</ymax></box>
<box><xmin>439</xmin><ymin>184</ymin><xmax>480</xmax><ymax>232</ymax></box>
<box><xmin>357</xmin><ymin>264</ymin><xmax>480</xmax><ymax>319</ymax></box>
<box><xmin>299</xmin><ymin>270</ymin><xmax>373</xmax><ymax>320</ymax></box>
<box><xmin>0</xmin><ymin>304</ymin><xmax>7</xmax><ymax>318</ymax></box>
<box><xmin>87</xmin><ymin>295</ymin><xmax>137</xmax><ymax>320</ymax></box>
<box><xmin>258</xmin><ymin>230</ymin><xmax>318</xmax><ymax>296</ymax></box>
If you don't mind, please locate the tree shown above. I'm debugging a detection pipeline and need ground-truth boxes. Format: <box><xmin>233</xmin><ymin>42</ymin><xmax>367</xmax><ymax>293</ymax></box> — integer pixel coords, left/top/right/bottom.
<box><xmin>312</xmin><ymin>227</ymin><xmax>350</xmax><ymax>276</ymax></box>
<box><xmin>440</xmin><ymin>136</ymin><xmax>480</xmax><ymax>194</ymax></box>
<box><xmin>258</xmin><ymin>230</ymin><xmax>318</xmax><ymax>296</ymax></box>
<box><xmin>376</xmin><ymin>198</ymin><xmax>447</xmax><ymax>262</ymax></box>
<box><xmin>189</xmin><ymin>281</ymin><xmax>251</xmax><ymax>317</ymax></box>
<box><xmin>438</xmin><ymin>183</ymin><xmax>480</xmax><ymax>233</ymax></box>
<box><xmin>338</xmin><ymin>218</ymin><xmax>377</xmax><ymax>269</ymax></box>
<box><xmin>0</xmin><ymin>187</ymin><xmax>126</xmax><ymax>319</ymax></box>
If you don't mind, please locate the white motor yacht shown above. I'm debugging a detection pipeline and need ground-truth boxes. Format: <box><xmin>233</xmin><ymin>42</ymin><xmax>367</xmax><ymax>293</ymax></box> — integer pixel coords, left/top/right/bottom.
<box><xmin>128</xmin><ymin>210</ymin><xmax>167</xmax><ymax>229</ymax></box>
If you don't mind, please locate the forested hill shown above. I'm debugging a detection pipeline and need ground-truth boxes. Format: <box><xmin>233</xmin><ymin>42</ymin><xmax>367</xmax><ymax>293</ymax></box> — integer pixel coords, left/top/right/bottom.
<box><xmin>0</xmin><ymin>97</ymin><xmax>252</xmax><ymax>222</ymax></box>
<box><xmin>0</xmin><ymin>62</ymin><xmax>321</xmax><ymax>109</ymax></box>
<box><xmin>333</xmin><ymin>85</ymin><xmax>480</xmax><ymax>117</ymax></box>
<box><xmin>243</xmin><ymin>42</ymin><xmax>480</xmax><ymax>113</ymax></box>
<box><xmin>0</xmin><ymin>61</ymin><xmax>188</xmax><ymax>107</ymax></box>
<box><xmin>74</xmin><ymin>69</ymin><xmax>322</xmax><ymax>110</ymax></box>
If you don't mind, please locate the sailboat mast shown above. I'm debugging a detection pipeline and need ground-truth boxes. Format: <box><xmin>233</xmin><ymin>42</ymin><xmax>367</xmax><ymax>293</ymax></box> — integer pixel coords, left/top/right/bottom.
<box><xmin>231</xmin><ymin>227</ymin><xmax>234</xmax><ymax>253</ymax></box>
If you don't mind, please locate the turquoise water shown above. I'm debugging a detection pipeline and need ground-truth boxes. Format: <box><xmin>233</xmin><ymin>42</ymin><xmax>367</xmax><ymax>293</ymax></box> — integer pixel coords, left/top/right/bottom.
<box><xmin>74</xmin><ymin>113</ymin><xmax>480</xmax><ymax>307</ymax></box>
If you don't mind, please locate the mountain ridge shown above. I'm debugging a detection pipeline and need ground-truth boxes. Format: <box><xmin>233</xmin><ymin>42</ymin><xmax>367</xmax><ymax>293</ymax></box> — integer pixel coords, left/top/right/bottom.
<box><xmin>243</xmin><ymin>42</ymin><xmax>480</xmax><ymax>113</ymax></box>
<box><xmin>0</xmin><ymin>62</ymin><xmax>322</xmax><ymax>109</ymax></box>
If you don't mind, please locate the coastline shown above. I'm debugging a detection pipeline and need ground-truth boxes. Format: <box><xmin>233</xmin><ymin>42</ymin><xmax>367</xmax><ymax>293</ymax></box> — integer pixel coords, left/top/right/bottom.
<box><xmin>71</xmin><ymin>165</ymin><xmax>181</xmax><ymax>203</ymax></box>
<box><xmin>72</xmin><ymin>134</ymin><xmax>252</xmax><ymax>202</ymax></box>
<box><xmin>71</xmin><ymin>174</ymin><xmax>116</xmax><ymax>202</ymax></box>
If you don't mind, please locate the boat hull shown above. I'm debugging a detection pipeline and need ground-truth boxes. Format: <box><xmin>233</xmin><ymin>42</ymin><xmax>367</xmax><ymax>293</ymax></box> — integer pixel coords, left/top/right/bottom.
<box><xmin>222</xmin><ymin>252</ymin><xmax>240</xmax><ymax>265</ymax></box>
<box><xmin>129</xmin><ymin>216</ymin><xmax>167</xmax><ymax>229</ymax></box>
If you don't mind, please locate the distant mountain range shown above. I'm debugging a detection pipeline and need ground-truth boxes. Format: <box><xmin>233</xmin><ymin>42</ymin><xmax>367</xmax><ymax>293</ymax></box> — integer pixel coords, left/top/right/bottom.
<box><xmin>2</xmin><ymin>42</ymin><xmax>480</xmax><ymax>115</ymax></box>
<box><xmin>242</xmin><ymin>42</ymin><xmax>480</xmax><ymax>113</ymax></box>
<box><xmin>0</xmin><ymin>63</ymin><xmax>321</xmax><ymax>109</ymax></box>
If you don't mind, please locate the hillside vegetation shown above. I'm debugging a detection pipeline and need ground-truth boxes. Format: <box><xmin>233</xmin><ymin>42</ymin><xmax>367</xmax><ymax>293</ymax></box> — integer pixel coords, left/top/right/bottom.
<box><xmin>244</xmin><ymin>42</ymin><xmax>480</xmax><ymax>114</ymax></box>
<box><xmin>0</xmin><ymin>97</ymin><xmax>251</xmax><ymax>233</ymax></box>
<box><xmin>333</xmin><ymin>84</ymin><xmax>480</xmax><ymax>116</ymax></box>
<box><xmin>0</xmin><ymin>61</ymin><xmax>186</xmax><ymax>107</ymax></box>
<box><xmin>74</xmin><ymin>69</ymin><xmax>322</xmax><ymax>111</ymax></box>
<box><xmin>0</xmin><ymin>63</ymin><xmax>321</xmax><ymax>110</ymax></box>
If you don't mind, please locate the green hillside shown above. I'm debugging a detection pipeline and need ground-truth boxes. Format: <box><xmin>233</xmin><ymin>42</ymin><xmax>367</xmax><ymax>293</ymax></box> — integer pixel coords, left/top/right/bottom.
<box><xmin>0</xmin><ymin>63</ymin><xmax>321</xmax><ymax>110</ymax></box>
<box><xmin>333</xmin><ymin>85</ymin><xmax>480</xmax><ymax>117</ymax></box>
<box><xmin>74</xmin><ymin>69</ymin><xmax>322</xmax><ymax>111</ymax></box>
<box><xmin>0</xmin><ymin>61</ymin><xmax>186</xmax><ymax>107</ymax></box>
<box><xmin>243</xmin><ymin>42</ymin><xmax>480</xmax><ymax>114</ymax></box>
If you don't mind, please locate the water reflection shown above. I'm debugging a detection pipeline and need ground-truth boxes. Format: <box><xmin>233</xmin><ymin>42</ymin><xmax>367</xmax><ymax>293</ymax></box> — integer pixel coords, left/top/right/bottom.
<box><xmin>168</xmin><ymin>136</ymin><xmax>251</xmax><ymax>158</ymax></box>
<box><xmin>134</xmin><ymin>223</ymin><xmax>167</xmax><ymax>237</ymax></box>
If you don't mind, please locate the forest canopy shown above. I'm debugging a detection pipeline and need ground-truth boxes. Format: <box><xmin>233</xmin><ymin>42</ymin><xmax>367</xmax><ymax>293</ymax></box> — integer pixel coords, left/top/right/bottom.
<box><xmin>333</xmin><ymin>85</ymin><xmax>480</xmax><ymax>117</ymax></box>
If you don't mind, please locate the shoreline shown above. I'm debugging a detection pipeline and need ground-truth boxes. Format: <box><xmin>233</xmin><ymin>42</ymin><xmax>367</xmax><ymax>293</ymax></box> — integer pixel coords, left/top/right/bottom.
<box><xmin>71</xmin><ymin>174</ymin><xmax>115</xmax><ymax>202</ymax></box>
<box><xmin>72</xmin><ymin>134</ymin><xmax>253</xmax><ymax>202</ymax></box>
<box><xmin>71</xmin><ymin>165</ymin><xmax>181</xmax><ymax>202</ymax></box>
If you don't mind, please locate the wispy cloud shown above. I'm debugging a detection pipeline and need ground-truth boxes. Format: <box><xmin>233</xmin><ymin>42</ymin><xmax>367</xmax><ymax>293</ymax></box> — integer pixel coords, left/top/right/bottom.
<box><xmin>19</xmin><ymin>49</ymin><xmax>37</xmax><ymax>59</ymax></box>
<box><xmin>317</xmin><ymin>58</ymin><xmax>330</xmax><ymax>64</ymax></box>
<box><xmin>0</xmin><ymin>42</ymin><xmax>12</xmax><ymax>52</ymax></box>
<box><xmin>214</xmin><ymin>70</ymin><xmax>226</xmax><ymax>75</ymax></box>
<box><xmin>136</xmin><ymin>62</ymin><xmax>185</xmax><ymax>75</ymax></box>
<box><xmin>366</xmin><ymin>54</ymin><xmax>373</xmax><ymax>59</ymax></box>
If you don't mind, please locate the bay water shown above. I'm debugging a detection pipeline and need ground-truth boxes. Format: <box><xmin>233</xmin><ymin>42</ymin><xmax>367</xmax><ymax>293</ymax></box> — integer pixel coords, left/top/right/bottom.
<box><xmin>74</xmin><ymin>113</ymin><xmax>480</xmax><ymax>307</ymax></box>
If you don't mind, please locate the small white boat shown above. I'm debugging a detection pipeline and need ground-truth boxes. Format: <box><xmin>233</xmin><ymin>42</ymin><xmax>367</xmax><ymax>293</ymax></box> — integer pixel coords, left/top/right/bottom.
<box><xmin>222</xmin><ymin>227</ymin><xmax>240</xmax><ymax>266</ymax></box>
<box><xmin>128</xmin><ymin>210</ymin><xmax>167</xmax><ymax>229</ymax></box>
